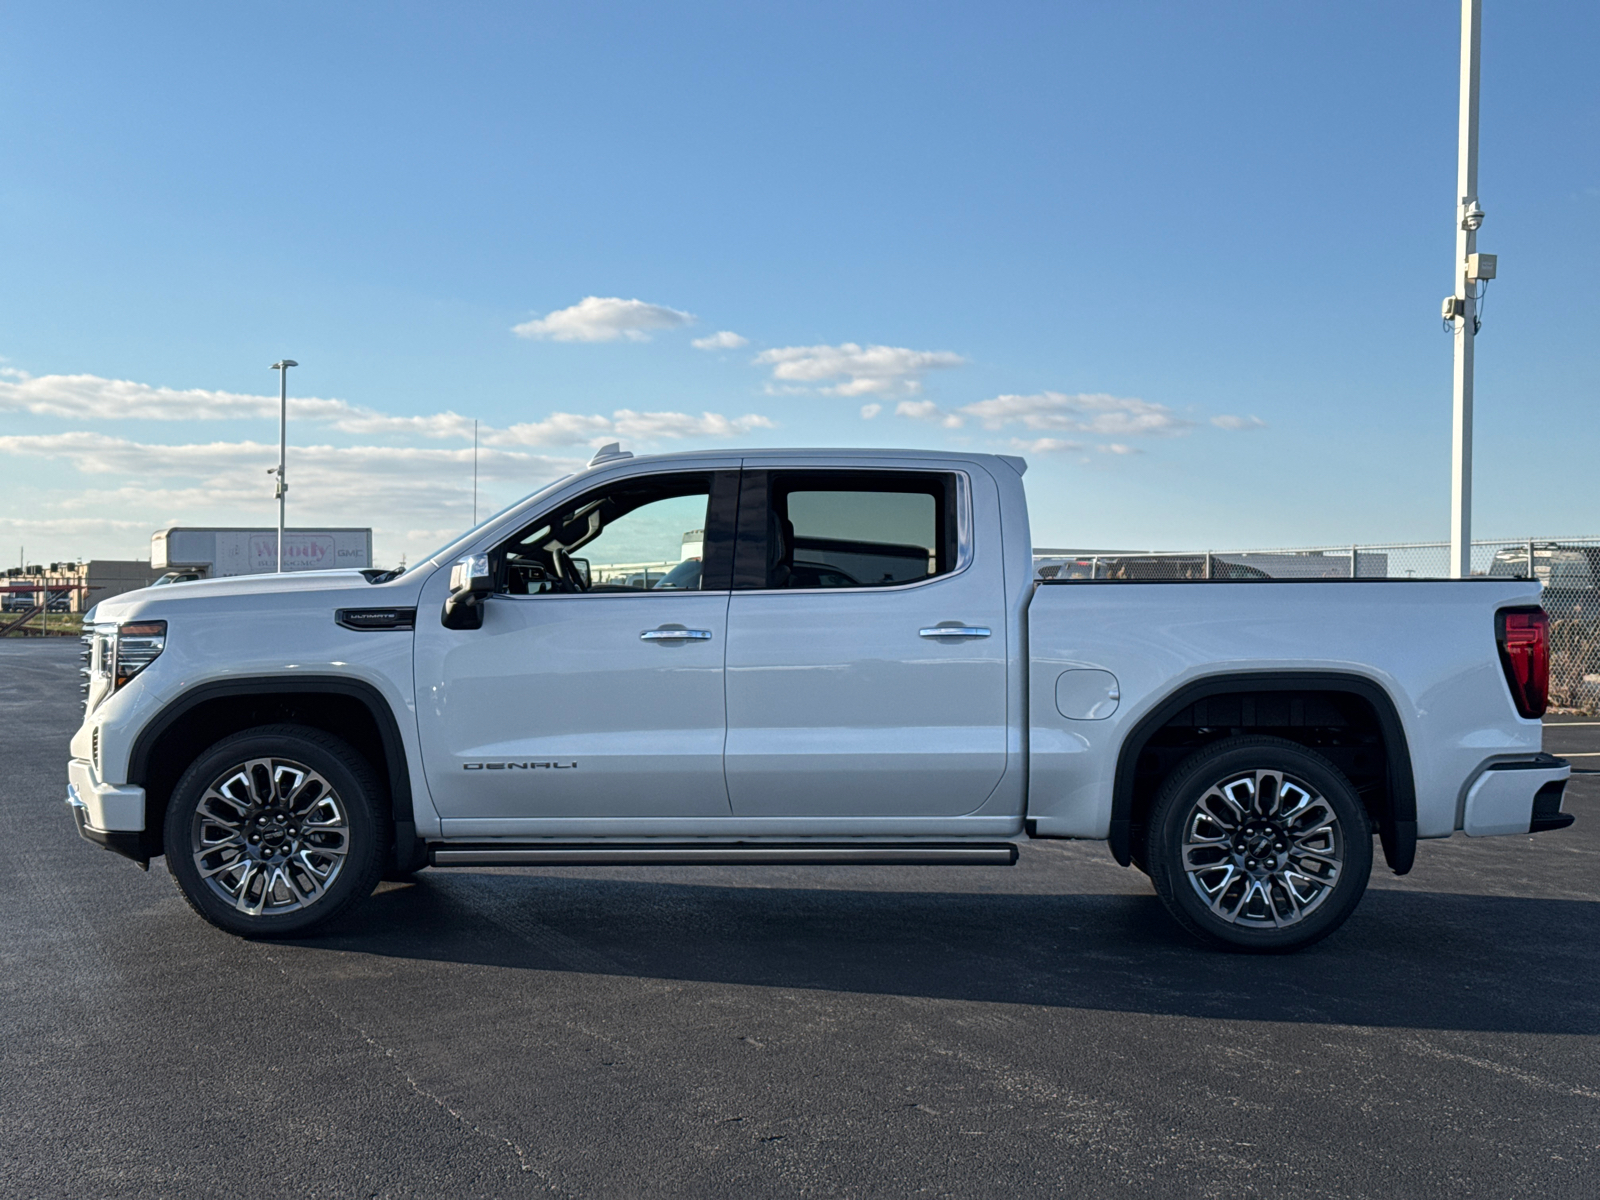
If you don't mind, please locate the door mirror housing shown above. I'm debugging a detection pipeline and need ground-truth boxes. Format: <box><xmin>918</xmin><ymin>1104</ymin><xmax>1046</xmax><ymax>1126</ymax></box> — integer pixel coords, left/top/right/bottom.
<box><xmin>442</xmin><ymin>554</ymin><xmax>493</xmax><ymax>629</ymax></box>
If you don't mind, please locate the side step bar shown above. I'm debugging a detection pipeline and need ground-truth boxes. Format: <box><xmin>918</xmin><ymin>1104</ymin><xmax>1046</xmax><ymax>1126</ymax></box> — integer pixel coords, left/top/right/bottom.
<box><xmin>430</xmin><ymin>842</ymin><xmax>1019</xmax><ymax>867</ymax></box>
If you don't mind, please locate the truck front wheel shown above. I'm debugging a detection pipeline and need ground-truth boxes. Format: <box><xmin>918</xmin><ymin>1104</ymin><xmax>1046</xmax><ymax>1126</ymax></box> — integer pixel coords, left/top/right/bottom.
<box><xmin>1145</xmin><ymin>736</ymin><xmax>1372</xmax><ymax>953</ymax></box>
<box><xmin>164</xmin><ymin>725</ymin><xmax>384</xmax><ymax>938</ymax></box>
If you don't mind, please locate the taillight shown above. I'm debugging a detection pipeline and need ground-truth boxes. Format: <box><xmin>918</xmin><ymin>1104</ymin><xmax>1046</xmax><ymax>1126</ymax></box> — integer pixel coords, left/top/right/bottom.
<box><xmin>1496</xmin><ymin>607</ymin><xmax>1549</xmax><ymax>719</ymax></box>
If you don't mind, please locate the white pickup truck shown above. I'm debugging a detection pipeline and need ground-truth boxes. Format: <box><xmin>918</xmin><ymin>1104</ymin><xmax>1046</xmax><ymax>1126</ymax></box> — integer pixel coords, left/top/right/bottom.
<box><xmin>67</xmin><ymin>446</ymin><xmax>1573</xmax><ymax>952</ymax></box>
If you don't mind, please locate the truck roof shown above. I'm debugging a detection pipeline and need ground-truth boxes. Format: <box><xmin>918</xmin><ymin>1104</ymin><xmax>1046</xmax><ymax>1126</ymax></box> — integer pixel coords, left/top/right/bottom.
<box><xmin>581</xmin><ymin>446</ymin><xmax>1028</xmax><ymax>475</ymax></box>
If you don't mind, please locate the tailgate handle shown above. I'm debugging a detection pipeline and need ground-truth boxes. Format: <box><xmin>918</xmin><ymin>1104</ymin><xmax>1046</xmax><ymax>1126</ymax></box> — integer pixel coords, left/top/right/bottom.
<box><xmin>919</xmin><ymin>625</ymin><xmax>992</xmax><ymax>639</ymax></box>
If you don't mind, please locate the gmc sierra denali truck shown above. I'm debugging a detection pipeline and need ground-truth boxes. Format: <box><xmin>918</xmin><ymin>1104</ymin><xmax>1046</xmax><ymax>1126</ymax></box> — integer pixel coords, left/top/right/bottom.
<box><xmin>66</xmin><ymin>446</ymin><xmax>1573</xmax><ymax>952</ymax></box>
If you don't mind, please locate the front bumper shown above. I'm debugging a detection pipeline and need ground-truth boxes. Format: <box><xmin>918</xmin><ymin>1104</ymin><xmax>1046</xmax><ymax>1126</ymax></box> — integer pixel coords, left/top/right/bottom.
<box><xmin>66</xmin><ymin>758</ymin><xmax>153</xmax><ymax>867</ymax></box>
<box><xmin>1463</xmin><ymin>754</ymin><xmax>1574</xmax><ymax>837</ymax></box>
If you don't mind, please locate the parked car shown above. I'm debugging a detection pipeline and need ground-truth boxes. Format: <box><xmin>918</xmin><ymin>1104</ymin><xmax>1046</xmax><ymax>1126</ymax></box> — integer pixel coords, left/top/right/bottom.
<box><xmin>68</xmin><ymin>448</ymin><xmax>1571</xmax><ymax>952</ymax></box>
<box><xmin>1489</xmin><ymin>544</ymin><xmax>1600</xmax><ymax>613</ymax></box>
<box><xmin>1038</xmin><ymin>556</ymin><xmax>1271</xmax><ymax>581</ymax></box>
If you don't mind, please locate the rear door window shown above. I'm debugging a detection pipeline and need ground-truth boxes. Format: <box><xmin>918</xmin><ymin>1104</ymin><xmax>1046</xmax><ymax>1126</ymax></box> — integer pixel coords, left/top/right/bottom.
<box><xmin>736</xmin><ymin>470</ymin><xmax>960</xmax><ymax>590</ymax></box>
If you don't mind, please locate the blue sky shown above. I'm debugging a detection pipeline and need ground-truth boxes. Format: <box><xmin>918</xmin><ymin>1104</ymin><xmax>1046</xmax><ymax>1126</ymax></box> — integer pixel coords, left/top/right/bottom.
<box><xmin>2</xmin><ymin>1</ymin><xmax>1595</xmax><ymax>568</ymax></box>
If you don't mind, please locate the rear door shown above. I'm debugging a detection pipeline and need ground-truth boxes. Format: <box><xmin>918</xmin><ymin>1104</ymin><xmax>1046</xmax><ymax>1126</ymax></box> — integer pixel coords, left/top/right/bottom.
<box><xmin>721</xmin><ymin>465</ymin><xmax>1010</xmax><ymax>818</ymax></box>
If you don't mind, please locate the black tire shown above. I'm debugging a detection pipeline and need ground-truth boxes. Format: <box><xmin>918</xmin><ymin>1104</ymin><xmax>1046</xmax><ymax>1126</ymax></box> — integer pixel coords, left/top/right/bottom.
<box><xmin>1145</xmin><ymin>735</ymin><xmax>1372</xmax><ymax>954</ymax></box>
<box><xmin>165</xmin><ymin>725</ymin><xmax>385</xmax><ymax>938</ymax></box>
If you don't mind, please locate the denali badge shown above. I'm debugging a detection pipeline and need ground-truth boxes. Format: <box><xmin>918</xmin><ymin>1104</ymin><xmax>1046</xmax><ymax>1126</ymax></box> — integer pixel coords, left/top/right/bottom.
<box><xmin>463</xmin><ymin>761</ymin><xmax>577</xmax><ymax>770</ymax></box>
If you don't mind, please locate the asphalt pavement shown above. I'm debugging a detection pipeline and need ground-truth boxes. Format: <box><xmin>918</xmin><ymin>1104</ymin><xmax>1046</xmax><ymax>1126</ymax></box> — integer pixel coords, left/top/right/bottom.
<box><xmin>3</xmin><ymin>638</ymin><xmax>1597</xmax><ymax>1198</ymax></box>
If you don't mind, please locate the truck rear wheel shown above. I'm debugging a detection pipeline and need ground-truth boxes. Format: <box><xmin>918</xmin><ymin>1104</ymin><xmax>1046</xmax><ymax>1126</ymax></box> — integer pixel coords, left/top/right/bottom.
<box><xmin>1145</xmin><ymin>736</ymin><xmax>1372</xmax><ymax>953</ymax></box>
<box><xmin>164</xmin><ymin>725</ymin><xmax>384</xmax><ymax>938</ymax></box>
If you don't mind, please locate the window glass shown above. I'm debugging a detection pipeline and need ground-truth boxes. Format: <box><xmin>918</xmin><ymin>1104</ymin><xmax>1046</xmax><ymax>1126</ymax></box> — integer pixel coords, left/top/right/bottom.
<box><xmin>765</xmin><ymin>473</ymin><xmax>953</xmax><ymax>589</ymax></box>
<box><xmin>499</xmin><ymin>475</ymin><xmax>711</xmax><ymax>594</ymax></box>
<box><xmin>1538</xmin><ymin>556</ymin><xmax>1594</xmax><ymax>588</ymax></box>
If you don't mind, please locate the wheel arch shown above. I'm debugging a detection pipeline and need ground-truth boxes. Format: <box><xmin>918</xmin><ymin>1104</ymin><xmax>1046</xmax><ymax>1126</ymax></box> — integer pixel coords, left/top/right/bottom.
<box><xmin>127</xmin><ymin>676</ymin><xmax>414</xmax><ymax>860</ymax></box>
<box><xmin>1110</xmin><ymin>671</ymin><xmax>1417</xmax><ymax>875</ymax></box>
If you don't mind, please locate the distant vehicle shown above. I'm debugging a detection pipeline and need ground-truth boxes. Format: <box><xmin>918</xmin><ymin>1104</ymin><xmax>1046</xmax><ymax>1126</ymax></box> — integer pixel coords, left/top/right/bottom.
<box><xmin>151</xmin><ymin>571</ymin><xmax>206</xmax><ymax>587</ymax></box>
<box><xmin>650</xmin><ymin>559</ymin><xmax>703</xmax><ymax>590</ymax></box>
<box><xmin>69</xmin><ymin>448</ymin><xmax>1572</xmax><ymax>954</ymax></box>
<box><xmin>1038</xmin><ymin>555</ymin><xmax>1270</xmax><ymax>581</ymax></box>
<box><xmin>1</xmin><ymin>592</ymin><xmax>72</xmax><ymax>613</ymax></box>
<box><xmin>788</xmin><ymin>561</ymin><xmax>861</xmax><ymax>588</ymax></box>
<box><xmin>1489</xmin><ymin>545</ymin><xmax>1600</xmax><ymax>612</ymax></box>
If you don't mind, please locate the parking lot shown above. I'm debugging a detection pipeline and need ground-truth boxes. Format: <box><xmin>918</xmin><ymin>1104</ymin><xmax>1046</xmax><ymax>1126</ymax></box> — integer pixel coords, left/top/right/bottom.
<box><xmin>3</xmin><ymin>637</ymin><xmax>1597</xmax><ymax>1198</ymax></box>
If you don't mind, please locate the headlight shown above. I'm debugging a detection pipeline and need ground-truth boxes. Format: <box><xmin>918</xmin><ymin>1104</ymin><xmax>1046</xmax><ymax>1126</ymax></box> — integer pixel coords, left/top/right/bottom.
<box><xmin>113</xmin><ymin>621</ymin><xmax>166</xmax><ymax>689</ymax></box>
<box><xmin>88</xmin><ymin>621</ymin><xmax>167</xmax><ymax>710</ymax></box>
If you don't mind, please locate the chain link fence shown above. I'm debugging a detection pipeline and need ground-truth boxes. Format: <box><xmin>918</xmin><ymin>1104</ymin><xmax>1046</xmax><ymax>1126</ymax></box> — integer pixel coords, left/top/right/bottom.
<box><xmin>1034</xmin><ymin>537</ymin><xmax>1600</xmax><ymax>712</ymax></box>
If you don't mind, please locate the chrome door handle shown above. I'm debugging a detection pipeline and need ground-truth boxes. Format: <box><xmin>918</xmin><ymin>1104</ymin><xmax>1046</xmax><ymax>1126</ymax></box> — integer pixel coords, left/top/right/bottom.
<box><xmin>641</xmin><ymin>628</ymin><xmax>713</xmax><ymax>641</ymax></box>
<box><xmin>919</xmin><ymin>625</ymin><xmax>992</xmax><ymax>639</ymax></box>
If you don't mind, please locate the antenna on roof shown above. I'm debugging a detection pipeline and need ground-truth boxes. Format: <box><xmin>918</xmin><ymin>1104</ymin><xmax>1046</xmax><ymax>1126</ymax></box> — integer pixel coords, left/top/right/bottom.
<box><xmin>588</xmin><ymin>442</ymin><xmax>633</xmax><ymax>468</ymax></box>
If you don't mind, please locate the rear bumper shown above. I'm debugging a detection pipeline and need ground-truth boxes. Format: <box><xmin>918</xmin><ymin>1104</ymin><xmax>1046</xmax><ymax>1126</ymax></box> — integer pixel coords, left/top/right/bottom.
<box><xmin>1463</xmin><ymin>754</ymin><xmax>1574</xmax><ymax>837</ymax></box>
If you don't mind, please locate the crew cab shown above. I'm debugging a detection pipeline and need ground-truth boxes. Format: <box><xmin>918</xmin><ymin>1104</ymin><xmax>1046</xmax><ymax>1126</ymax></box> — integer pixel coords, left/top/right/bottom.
<box><xmin>67</xmin><ymin>446</ymin><xmax>1573</xmax><ymax>952</ymax></box>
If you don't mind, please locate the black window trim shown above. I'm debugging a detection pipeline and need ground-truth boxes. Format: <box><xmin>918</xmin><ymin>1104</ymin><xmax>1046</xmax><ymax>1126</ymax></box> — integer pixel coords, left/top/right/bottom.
<box><xmin>731</xmin><ymin>467</ymin><xmax>973</xmax><ymax>595</ymax></box>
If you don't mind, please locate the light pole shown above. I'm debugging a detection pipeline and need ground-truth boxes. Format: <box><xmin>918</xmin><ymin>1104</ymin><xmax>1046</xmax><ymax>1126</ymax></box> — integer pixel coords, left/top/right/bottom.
<box><xmin>270</xmin><ymin>360</ymin><xmax>298</xmax><ymax>573</ymax></box>
<box><xmin>1446</xmin><ymin>0</ymin><xmax>1494</xmax><ymax>578</ymax></box>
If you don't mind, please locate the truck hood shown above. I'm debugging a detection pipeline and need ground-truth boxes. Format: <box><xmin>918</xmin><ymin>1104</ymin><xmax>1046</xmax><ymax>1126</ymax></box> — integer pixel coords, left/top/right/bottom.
<box><xmin>87</xmin><ymin>568</ymin><xmax>426</xmax><ymax>623</ymax></box>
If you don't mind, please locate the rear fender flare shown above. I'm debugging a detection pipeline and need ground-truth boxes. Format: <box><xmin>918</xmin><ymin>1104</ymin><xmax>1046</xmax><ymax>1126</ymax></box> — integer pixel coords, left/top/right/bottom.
<box><xmin>1109</xmin><ymin>671</ymin><xmax>1417</xmax><ymax>874</ymax></box>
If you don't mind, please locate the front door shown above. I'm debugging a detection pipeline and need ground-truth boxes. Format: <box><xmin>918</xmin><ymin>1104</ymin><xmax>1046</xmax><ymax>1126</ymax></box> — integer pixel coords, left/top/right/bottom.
<box><xmin>415</xmin><ymin>468</ymin><xmax>738</xmax><ymax>822</ymax></box>
<box><xmin>722</xmin><ymin>466</ymin><xmax>1010</xmax><ymax>819</ymax></box>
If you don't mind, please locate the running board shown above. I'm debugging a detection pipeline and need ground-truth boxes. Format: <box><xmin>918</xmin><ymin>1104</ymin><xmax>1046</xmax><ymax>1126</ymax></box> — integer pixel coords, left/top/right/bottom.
<box><xmin>429</xmin><ymin>842</ymin><xmax>1019</xmax><ymax>867</ymax></box>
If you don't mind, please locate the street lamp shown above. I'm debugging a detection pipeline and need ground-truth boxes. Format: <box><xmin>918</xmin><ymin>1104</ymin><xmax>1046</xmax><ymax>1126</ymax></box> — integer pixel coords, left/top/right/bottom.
<box><xmin>270</xmin><ymin>360</ymin><xmax>298</xmax><ymax>573</ymax></box>
<box><xmin>1445</xmin><ymin>0</ymin><xmax>1495</xmax><ymax>578</ymax></box>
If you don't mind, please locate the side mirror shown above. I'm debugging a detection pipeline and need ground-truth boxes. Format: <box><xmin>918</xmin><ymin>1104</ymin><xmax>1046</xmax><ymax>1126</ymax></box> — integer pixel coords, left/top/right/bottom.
<box><xmin>442</xmin><ymin>554</ymin><xmax>492</xmax><ymax>629</ymax></box>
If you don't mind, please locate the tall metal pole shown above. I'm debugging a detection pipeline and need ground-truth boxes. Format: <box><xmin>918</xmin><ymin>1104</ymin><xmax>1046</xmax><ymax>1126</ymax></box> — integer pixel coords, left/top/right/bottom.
<box><xmin>1449</xmin><ymin>0</ymin><xmax>1482</xmax><ymax>578</ymax></box>
<box><xmin>270</xmin><ymin>360</ymin><xmax>298</xmax><ymax>573</ymax></box>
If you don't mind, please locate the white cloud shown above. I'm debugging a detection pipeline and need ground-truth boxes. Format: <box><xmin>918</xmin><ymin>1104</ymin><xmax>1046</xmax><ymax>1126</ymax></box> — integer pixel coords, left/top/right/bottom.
<box><xmin>487</xmin><ymin>409</ymin><xmax>773</xmax><ymax>448</ymax></box>
<box><xmin>490</xmin><ymin>413</ymin><xmax>615</xmax><ymax>447</ymax></box>
<box><xmin>0</xmin><ymin>363</ymin><xmax>778</xmax><ymax>568</ymax></box>
<box><xmin>754</xmin><ymin>342</ymin><xmax>966</xmax><ymax>397</ymax></box>
<box><xmin>1098</xmin><ymin>443</ymin><xmax>1140</xmax><ymax>455</ymax></box>
<box><xmin>1211</xmin><ymin>414</ymin><xmax>1267</xmax><ymax>430</ymax></box>
<box><xmin>330</xmin><ymin>410</ymin><xmax>478</xmax><ymax>439</ymax></box>
<box><xmin>691</xmin><ymin>330</ymin><xmax>749</xmax><ymax>351</ymax></box>
<box><xmin>895</xmin><ymin>399</ymin><xmax>964</xmax><ymax>428</ymax></box>
<box><xmin>0</xmin><ymin>370</ymin><xmax>354</xmax><ymax>422</ymax></box>
<box><xmin>611</xmin><ymin>410</ymin><xmax>774</xmax><ymax>440</ymax></box>
<box><xmin>1009</xmin><ymin>437</ymin><xmax>1085</xmax><ymax>455</ymax></box>
<box><xmin>960</xmin><ymin>392</ymin><xmax>1193</xmax><ymax>436</ymax></box>
<box><xmin>0</xmin><ymin>432</ymin><xmax>585</xmax><ymax>558</ymax></box>
<box><xmin>512</xmin><ymin>296</ymin><xmax>695</xmax><ymax>342</ymax></box>
<box><xmin>859</xmin><ymin>403</ymin><xmax>882</xmax><ymax>420</ymax></box>
<box><xmin>0</xmin><ymin>369</ymin><xmax>773</xmax><ymax>449</ymax></box>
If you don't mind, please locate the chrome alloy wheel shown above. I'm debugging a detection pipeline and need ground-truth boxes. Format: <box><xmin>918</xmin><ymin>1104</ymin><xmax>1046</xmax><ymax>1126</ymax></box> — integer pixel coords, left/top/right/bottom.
<box><xmin>190</xmin><ymin>757</ymin><xmax>350</xmax><ymax>916</ymax></box>
<box><xmin>1180</xmin><ymin>768</ymin><xmax>1344</xmax><ymax>928</ymax></box>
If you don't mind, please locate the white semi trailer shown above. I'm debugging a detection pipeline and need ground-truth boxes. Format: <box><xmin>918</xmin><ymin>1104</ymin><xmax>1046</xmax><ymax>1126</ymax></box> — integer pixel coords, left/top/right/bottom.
<box><xmin>151</xmin><ymin>527</ymin><xmax>373</xmax><ymax>578</ymax></box>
